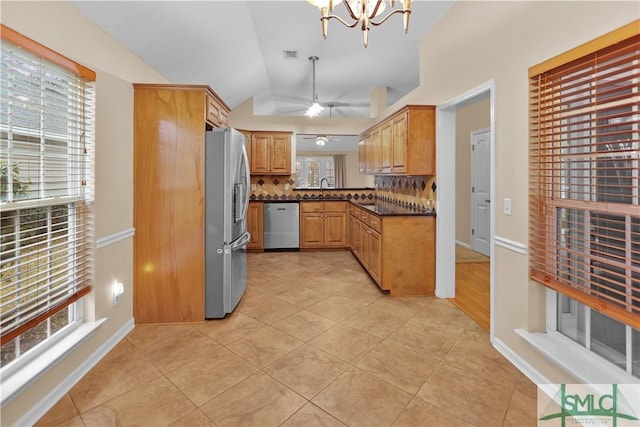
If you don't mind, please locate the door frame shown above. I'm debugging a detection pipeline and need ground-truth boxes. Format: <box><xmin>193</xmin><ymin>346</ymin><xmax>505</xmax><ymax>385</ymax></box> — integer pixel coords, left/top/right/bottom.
<box><xmin>435</xmin><ymin>79</ymin><xmax>496</xmax><ymax>341</ymax></box>
<box><xmin>470</xmin><ymin>128</ymin><xmax>491</xmax><ymax>257</ymax></box>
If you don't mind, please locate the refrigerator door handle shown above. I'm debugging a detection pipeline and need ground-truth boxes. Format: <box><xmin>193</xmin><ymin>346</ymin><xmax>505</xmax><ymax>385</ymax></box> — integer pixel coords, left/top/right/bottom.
<box><xmin>233</xmin><ymin>183</ymin><xmax>244</xmax><ymax>223</ymax></box>
<box><xmin>241</xmin><ymin>144</ymin><xmax>250</xmax><ymax>222</ymax></box>
<box><xmin>232</xmin><ymin>231</ymin><xmax>251</xmax><ymax>250</ymax></box>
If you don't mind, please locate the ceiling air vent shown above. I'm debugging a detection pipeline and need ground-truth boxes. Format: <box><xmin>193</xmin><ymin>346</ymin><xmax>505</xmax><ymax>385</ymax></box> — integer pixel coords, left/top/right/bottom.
<box><xmin>283</xmin><ymin>50</ymin><xmax>298</xmax><ymax>59</ymax></box>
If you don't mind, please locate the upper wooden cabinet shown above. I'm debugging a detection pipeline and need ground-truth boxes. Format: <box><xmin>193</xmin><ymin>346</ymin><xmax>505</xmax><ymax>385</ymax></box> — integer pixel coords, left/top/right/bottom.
<box><xmin>359</xmin><ymin>105</ymin><xmax>435</xmax><ymax>176</ymax></box>
<box><xmin>250</xmin><ymin>131</ymin><xmax>292</xmax><ymax>175</ymax></box>
<box><xmin>132</xmin><ymin>83</ymin><xmax>229</xmax><ymax>324</ymax></box>
<box><xmin>206</xmin><ymin>94</ymin><xmax>229</xmax><ymax>127</ymax></box>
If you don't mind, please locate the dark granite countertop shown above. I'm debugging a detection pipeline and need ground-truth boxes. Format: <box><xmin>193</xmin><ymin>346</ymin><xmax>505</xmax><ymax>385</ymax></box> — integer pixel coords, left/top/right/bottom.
<box><xmin>352</xmin><ymin>200</ymin><xmax>436</xmax><ymax>217</ymax></box>
<box><xmin>251</xmin><ymin>196</ymin><xmax>435</xmax><ymax>216</ymax></box>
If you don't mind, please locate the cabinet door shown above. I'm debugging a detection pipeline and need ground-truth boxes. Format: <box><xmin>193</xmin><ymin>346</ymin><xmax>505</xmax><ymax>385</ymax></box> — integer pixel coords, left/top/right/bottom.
<box><xmin>349</xmin><ymin>214</ymin><xmax>358</xmax><ymax>253</ymax></box>
<box><xmin>358</xmin><ymin>135</ymin><xmax>367</xmax><ymax>174</ymax></box>
<box><xmin>247</xmin><ymin>202</ymin><xmax>264</xmax><ymax>250</ymax></box>
<box><xmin>391</xmin><ymin>112</ymin><xmax>408</xmax><ymax>173</ymax></box>
<box><xmin>250</xmin><ymin>134</ymin><xmax>270</xmax><ymax>174</ymax></box>
<box><xmin>370</xmin><ymin>128</ymin><xmax>382</xmax><ymax>173</ymax></box>
<box><xmin>270</xmin><ymin>134</ymin><xmax>291</xmax><ymax>174</ymax></box>
<box><xmin>324</xmin><ymin>212</ymin><xmax>347</xmax><ymax>247</ymax></box>
<box><xmin>367</xmin><ymin>229</ymin><xmax>382</xmax><ymax>285</ymax></box>
<box><xmin>300</xmin><ymin>213</ymin><xmax>324</xmax><ymax>248</ymax></box>
<box><xmin>380</xmin><ymin>122</ymin><xmax>392</xmax><ymax>173</ymax></box>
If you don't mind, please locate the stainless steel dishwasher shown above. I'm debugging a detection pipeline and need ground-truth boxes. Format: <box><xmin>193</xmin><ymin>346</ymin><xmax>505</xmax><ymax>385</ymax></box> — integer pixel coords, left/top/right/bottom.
<box><xmin>264</xmin><ymin>203</ymin><xmax>299</xmax><ymax>249</ymax></box>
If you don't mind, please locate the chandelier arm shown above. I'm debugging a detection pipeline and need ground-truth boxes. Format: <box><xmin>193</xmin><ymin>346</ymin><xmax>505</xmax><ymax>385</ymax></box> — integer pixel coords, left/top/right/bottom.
<box><xmin>341</xmin><ymin>0</ymin><xmax>363</xmax><ymax>21</ymax></box>
<box><xmin>366</xmin><ymin>1</ymin><xmax>384</xmax><ymax>20</ymax></box>
<box><xmin>369</xmin><ymin>9</ymin><xmax>411</xmax><ymax>27</ymax></box>
<box><xmin>322</xmin><ymin>14</ymin><xmax>361</xmax><ymax>29</ymax></box>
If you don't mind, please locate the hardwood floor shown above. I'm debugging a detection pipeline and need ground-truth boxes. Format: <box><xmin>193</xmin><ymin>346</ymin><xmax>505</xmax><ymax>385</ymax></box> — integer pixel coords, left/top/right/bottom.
<box><xmin>449</xmin><ymin>247</ymin><xmax>490</xmax><ymax>332</ymax></box>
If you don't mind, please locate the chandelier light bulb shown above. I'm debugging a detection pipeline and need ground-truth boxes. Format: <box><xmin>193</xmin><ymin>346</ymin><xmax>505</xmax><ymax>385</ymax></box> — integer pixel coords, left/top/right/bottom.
<box><xmin>310</xmin><ymin>0</ymin><xmax>411</xmax><ymax>47</ymax></box>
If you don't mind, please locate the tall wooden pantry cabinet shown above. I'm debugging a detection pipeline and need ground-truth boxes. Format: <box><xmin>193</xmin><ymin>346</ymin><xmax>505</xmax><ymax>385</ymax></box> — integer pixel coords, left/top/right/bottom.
<box><xmin>133</xmin><ymin>84</ymin><xmax>230</xmax><ymax>324</ymax></box>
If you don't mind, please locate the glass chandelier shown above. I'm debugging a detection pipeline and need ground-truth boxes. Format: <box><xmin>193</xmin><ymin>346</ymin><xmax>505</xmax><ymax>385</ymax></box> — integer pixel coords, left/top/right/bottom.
<box><xmin>307</xmin><ymin>0</ymin><xmax>412</xmax><ymax>47</ymax></box>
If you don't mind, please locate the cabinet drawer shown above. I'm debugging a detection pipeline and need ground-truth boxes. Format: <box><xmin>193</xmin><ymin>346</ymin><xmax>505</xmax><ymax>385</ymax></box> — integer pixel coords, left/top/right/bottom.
<box><xmin>359</xmin><ymin>211</ymin><xmax>370</xmax><ymax>224</ymax></box>
<box><xmin>301</xmin><ymin>202</ymin><xmax>324</xmax><ymax>213</ymax></box>
<box><xmin>368</xmin><ymin>215</ymin><xmax>382</xmax><ymax>233</ymax></box>
<box><xmin>324</xmin><ymin>201</ymin><xmax>347</xmax><ymax>212</ymax></box>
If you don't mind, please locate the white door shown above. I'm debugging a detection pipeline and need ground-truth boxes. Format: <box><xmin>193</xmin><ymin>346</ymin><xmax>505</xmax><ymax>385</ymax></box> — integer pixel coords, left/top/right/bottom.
<box><xmin>471</xmin><ymin>129</ymin><xmax>491</xmax><ymax>257</ymax></box>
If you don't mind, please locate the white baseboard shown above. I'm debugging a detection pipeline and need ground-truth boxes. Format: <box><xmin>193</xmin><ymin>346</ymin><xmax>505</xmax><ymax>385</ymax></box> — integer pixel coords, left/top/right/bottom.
<box><xmin>492</xmin><ymin>335</ymin><xmax>551</xmax><ymax>386</ymax></box>
<box><xmin>16</xmin><ymin>318</ymin><xmax>135</xmax><ymax>427</ymax></box>
<box><xmin>455</xmin><ymin>240</ymin><xmax>471</xmax><ymax>249</ymax></box>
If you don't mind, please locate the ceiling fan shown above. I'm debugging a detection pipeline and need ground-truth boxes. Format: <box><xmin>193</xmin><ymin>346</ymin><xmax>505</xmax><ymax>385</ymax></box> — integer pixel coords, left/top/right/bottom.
<box><xmin>294</xmin><ymin>56</ymin><xmax>368</xmax><ymax>118</ymax></box>
<box><xmin>302</xmin><ymin>134</ymin><xmax>341</xmax><ymax>146</ymax></box>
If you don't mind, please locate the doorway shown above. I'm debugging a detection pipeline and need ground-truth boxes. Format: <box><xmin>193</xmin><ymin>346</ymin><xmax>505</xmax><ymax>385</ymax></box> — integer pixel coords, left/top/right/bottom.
<box><xmin>435</xmin><ymin>80</ymin><xmax>496</xmax><ymax>340</ymax></box>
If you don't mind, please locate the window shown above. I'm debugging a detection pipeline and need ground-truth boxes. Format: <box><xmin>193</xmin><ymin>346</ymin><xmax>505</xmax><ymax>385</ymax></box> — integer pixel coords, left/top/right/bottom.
<box><xmin>0</xmin><ymin>25</ymin><xmax>95</xmax><ymax>367</ymax></box>
<box><xmin>529</xmin><ymin>22</ymin><xmax>639</xmax><ymax>377</ymax></box>
<box><xmin>295</xmin><ymin>156</ymin><xmax>335</xmax><ymax>188</ymax></box>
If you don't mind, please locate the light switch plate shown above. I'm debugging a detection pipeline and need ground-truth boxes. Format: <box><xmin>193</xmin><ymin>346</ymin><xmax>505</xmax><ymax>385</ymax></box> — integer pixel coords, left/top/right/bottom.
<box><xmin>504</xmin><ymin>198</ymin><xmax>512</xmax><ymax>216</ymax></box>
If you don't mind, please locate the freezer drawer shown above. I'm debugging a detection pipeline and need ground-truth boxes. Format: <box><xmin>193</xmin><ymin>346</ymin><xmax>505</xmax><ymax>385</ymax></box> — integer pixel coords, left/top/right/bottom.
<box><xmin>264</xmin><ymin>203</ymin><xmax>299</xmax><ymax>249</ymax></box>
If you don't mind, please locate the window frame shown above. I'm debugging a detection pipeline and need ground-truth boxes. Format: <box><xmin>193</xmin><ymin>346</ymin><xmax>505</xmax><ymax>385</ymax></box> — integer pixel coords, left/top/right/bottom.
<box><xmin>528</xmin><ymin>20</ymin><xmax>640</xmax><ymax>329</ymax></box>
<box><xmin>0</xmin><ymin>24</ymin><xmax>95</xmax><ymax>371</ymax></box>
<box><xmin>295</xmin><ymin>155</ymin><xmax>336</xmax><ymax>188</ymax></box>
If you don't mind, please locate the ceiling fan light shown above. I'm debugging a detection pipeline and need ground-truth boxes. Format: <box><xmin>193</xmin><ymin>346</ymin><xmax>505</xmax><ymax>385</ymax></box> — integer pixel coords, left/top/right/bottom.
<box><xmin>316</xmin><ymin>136</ymin><xmax>327</xmax><ymax>146</ymax></box>
<box><xmin>305</xmin><ymin>102</ymin><xmax>324</xmax><ymax>118</ymax></box>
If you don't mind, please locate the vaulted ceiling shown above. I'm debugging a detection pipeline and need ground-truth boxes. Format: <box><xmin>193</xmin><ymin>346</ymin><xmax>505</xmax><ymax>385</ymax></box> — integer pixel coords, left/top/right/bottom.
<box><xmin>72</xmin><ymin>1</ymin><xmax>454</xmax><ymax>119</ymax></box>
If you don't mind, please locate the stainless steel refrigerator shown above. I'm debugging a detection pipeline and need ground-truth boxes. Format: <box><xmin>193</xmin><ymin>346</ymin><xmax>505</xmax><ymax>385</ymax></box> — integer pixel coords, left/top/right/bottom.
<box><xmin>205</xmin><ymin>128</ymin><xmax>251</xmax><ymax>318</ymax></box>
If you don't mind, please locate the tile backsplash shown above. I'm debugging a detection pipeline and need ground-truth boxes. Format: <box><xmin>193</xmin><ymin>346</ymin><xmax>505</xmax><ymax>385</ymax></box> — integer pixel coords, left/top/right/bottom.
<box><xmin>249</xmin><ymin>176</ymin><xmax>374</xmax><ymax>201</ymax></box>
<box><xmin>375</xmin><ymin>175</ymin><xmax>436</xmax><ymax>212</ymax></box>
<box><xmin>250</xmin><ymin>175</ymin><xmax>435</xmax><ymax>212</ymax></box>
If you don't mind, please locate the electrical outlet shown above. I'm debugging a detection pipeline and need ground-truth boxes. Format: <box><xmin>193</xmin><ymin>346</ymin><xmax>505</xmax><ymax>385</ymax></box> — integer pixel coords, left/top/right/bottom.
<box><xmin>251</xmin><ymin>184</ymin><xmax>256</xmax><ymax>191</ymax></box>
<box><xmin>504</xmin><ymin>198</ymin><xmax>512</xmax><ymax>216</ymax></box>
<box><xmin>285</xmin><ymin>184</ymin><xmax>290</xmax><ymax>190</ymax></box>
<box><xmin>112</xmin><ymin>281</ymin><xmax>124</xmax><ymax>306</ymax></box>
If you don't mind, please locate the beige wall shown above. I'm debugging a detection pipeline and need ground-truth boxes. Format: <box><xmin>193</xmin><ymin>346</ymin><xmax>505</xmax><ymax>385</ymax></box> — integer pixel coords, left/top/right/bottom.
<box><xmin>1</xmin><ymin>2</ymin><xmax>169</xmax><ymax>425</ymax></box>
<box><xmin>454</xmin><ymin>97</ymin><xmax>490</xmax><ymax>246</ymax></box>
<box><xmin>391</xmin><ymin>1</ymin><xmax>638</xmax><ymax>383</ymax></box>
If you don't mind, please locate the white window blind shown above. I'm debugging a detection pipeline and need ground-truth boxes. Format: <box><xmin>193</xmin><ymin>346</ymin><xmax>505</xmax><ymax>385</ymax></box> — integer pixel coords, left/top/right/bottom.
<box><xmin>0</xmin><ymin>26</ymin><xmax>95</xmax><ymax>365</ymax></box>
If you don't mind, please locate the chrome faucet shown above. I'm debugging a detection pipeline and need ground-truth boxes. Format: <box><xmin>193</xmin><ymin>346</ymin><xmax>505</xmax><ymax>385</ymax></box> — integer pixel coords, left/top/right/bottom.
<box><xmin>320</xmin><ymin>178</ymin><xmax>330</xmax><ymax>199</ymax></box>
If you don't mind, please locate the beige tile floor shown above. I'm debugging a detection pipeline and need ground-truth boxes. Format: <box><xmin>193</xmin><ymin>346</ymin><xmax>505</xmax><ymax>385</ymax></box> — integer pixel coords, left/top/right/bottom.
<box><xmin>35</xmin><ymin>251</ymin><xmax>538</xmax><ymax>427</ymax></box>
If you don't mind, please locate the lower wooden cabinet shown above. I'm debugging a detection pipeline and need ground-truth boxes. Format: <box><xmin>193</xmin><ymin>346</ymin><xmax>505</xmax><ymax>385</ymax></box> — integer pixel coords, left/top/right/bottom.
<box><xmin>349</xmin><ymin>203</ymin><xmax>435</xmax><ymax>296</ymax></box>
<box><xmin>349</xmin><ymin>207</ymin><xmax>383</xmax><ymax>288</ymax></box>
<box><xmin>300</xmin><ymin>201</ymin><xmax>348</xmax><ymax>249</ymax></box>
<box><xmin>247</xmin><ymin>202</ymin><xmax>264</xmax><ymax>251</ymax></box>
